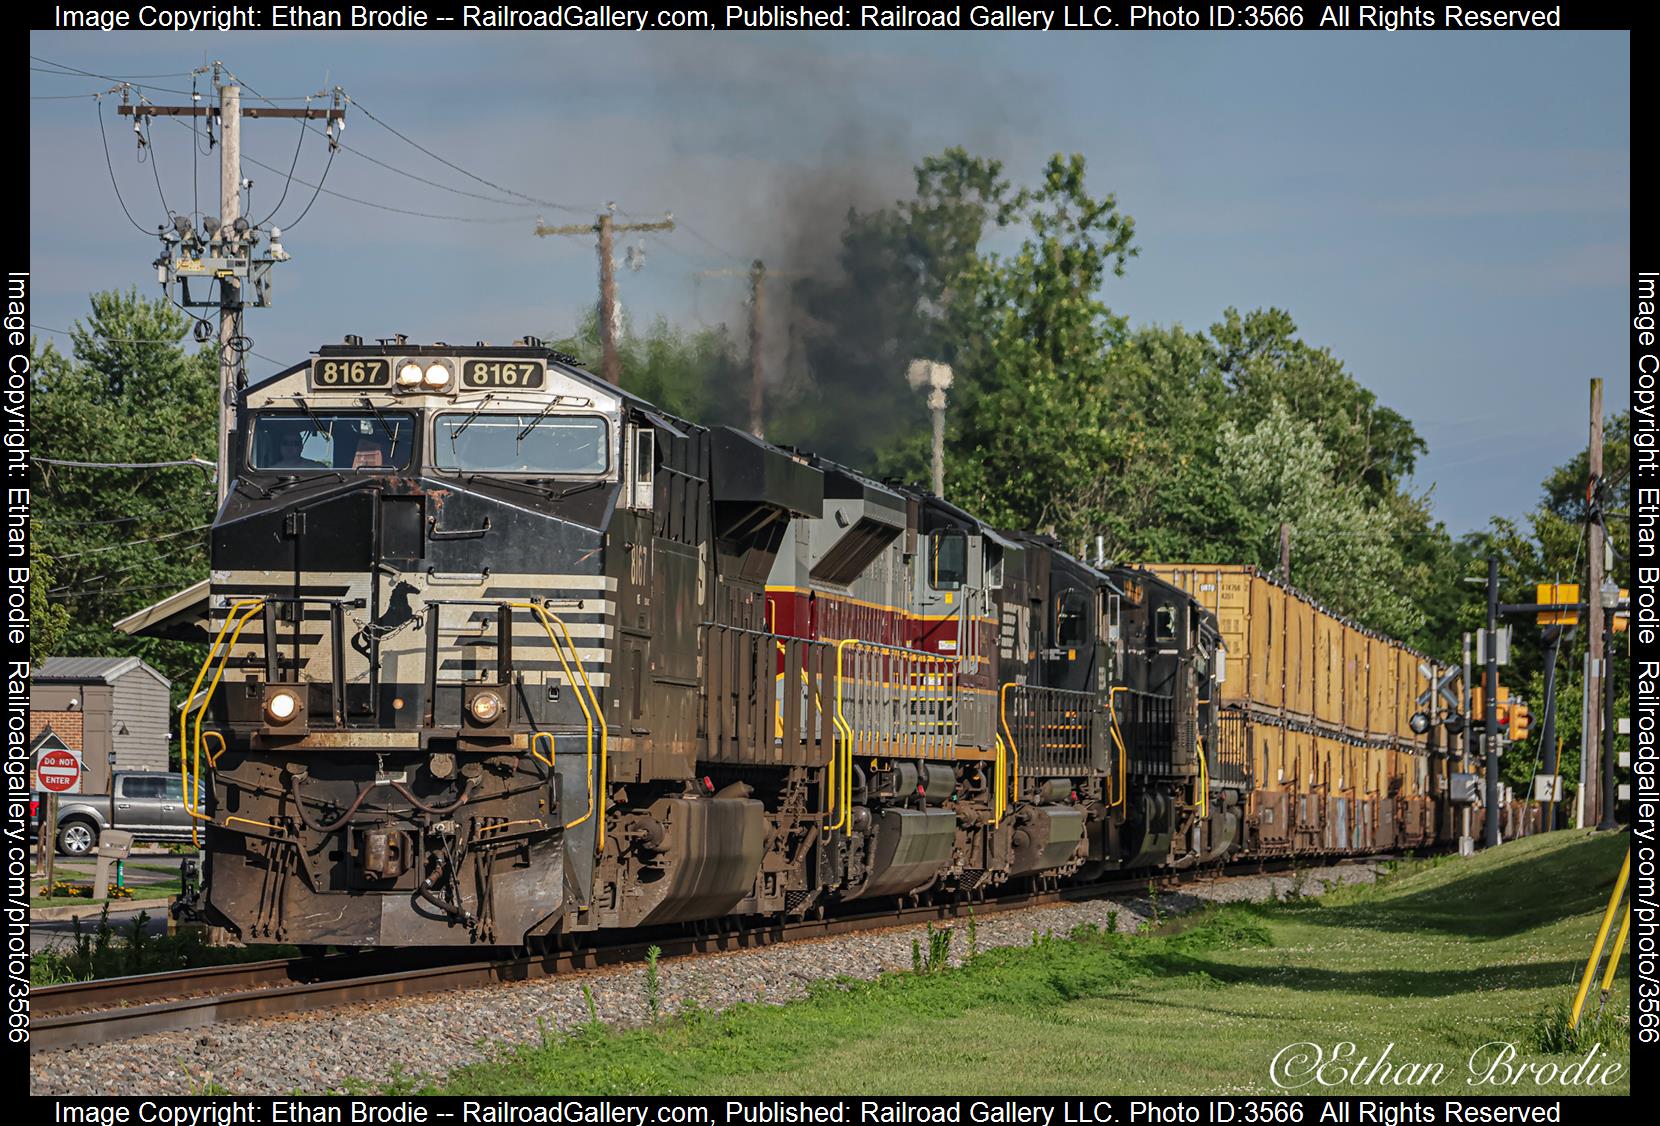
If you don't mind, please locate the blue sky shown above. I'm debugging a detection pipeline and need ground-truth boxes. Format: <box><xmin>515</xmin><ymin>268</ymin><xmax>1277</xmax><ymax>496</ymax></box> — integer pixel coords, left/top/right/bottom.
<box><xmin>29</xmin><ymin>30</ymin><xmax>1629</xmax><ymax>533</ymax></box>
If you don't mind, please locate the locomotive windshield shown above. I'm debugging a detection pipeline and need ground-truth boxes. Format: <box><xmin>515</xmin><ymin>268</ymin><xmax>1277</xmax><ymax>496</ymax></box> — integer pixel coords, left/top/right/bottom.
<box><xmin>249</xmin><ymin>411</ymin><xmax>414</xmax><ymax>471</ymax></box>
<box><xmin>431</xmin><ymin>413</ymin><xmax>609</xmax><ymax>475</ymax></box>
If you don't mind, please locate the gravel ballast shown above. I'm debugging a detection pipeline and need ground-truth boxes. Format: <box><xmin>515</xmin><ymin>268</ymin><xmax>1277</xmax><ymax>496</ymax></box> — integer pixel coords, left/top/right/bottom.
<box><xmin>29</xmin><ymin>861</ymin><xmax>1381</xmax><ymax>1096</ymax></box>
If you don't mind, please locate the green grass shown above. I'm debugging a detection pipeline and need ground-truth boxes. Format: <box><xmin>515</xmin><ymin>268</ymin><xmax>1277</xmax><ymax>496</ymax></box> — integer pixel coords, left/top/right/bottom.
<box><xmin>411</xmin><ymin>830</ymin><xmax>1629</xmax><ymax>1096</ymax></box>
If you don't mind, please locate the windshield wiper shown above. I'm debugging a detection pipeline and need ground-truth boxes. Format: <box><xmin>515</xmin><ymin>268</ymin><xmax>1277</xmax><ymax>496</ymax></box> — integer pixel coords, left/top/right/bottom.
<box><xmin>359</xmin><ymin>396</ymin><xmax>398</xmax><ymax>443</ymax></box>
<box><xmin>516</xmin><ymin>399</ymin><xmax>561</xmax><ymax>442</ymax></box>
<box><xmin>267</xmin><ymin>470</ymin><xmax>345</xmax><ymax>496</ymax></box>
<box><xmin>551</xmin><ymin>479</ymin><xmax>606</xmax><ymax>501</ymax></box>
<box><xmin>290</xmin><ymin>394</ymin><xmax>329</xmax><ymax>435</ymax></box>
<box><xmin>448</xmin><ymin>393</ymin><xmax>496</xmax><ymax>443</ymax></box>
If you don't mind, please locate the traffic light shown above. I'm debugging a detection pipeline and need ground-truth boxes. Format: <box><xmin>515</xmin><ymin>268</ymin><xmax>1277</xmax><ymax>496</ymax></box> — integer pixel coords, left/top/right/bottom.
<box><xmin>1508</xmin><ymin>702</ymin><xmax>1531</xmax><ymax>742</ymax></box>
<box><xmin>1473</xmin><ymin>684</ymin><xmax>1511</xmax><ymax>724</ymax></box>
<box><xmin>1614</xmin><ymin>588</ymin><xmax>1630</xmax><ymax>634</ymax></box>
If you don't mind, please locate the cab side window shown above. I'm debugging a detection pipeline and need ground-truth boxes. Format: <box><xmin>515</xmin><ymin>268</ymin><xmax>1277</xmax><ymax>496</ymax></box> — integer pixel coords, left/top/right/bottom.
<box><xmin>1057</xmin><ymin>589</ymin><xmax>1090</xmax><ymax>647</ymax></box>
<box><xmin>929</xmin><ymin>530</ymin><xmax>967</xmax><ymax>591</ymax></box>
<box><xmin>1154</xmin><ymin>605</ymin><xmax>1178</xmax><ymax>643</ymax></box>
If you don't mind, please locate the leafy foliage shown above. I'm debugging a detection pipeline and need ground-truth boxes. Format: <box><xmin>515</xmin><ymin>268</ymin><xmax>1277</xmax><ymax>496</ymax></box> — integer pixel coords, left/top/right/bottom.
<box><xmin>30</xmin><ymin>288</ymin><xmax>217</xmax><ymax>701</ymax></box>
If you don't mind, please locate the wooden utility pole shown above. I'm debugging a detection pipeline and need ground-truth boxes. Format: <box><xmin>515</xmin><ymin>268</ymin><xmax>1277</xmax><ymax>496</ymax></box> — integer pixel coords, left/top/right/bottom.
<box><xmin>121</xmin><ymin>79</ymin><xmax>341</xmax><ymax>503</ymax></box>
<box><xmin>748</xmin><ymin>260</ymin><xmax>765</xmax><ymax>438</ymax></box>
<box><xmin>1582</xmin><ymin>378</ymin><xmax>1605</xmax><ymax>827</ymax></box>
<box><xmin>696</xmin><ymin>260</ymin><xmax>806</xmax><ymax>438</ymax></box>
<box><xmin>536</xmin><ymin>205</ymin><xmax>674</xmax><ymax>385</ymax></box>
<box><xmin>218</xmin><ymin>84</ymin><xmax>241</xmax><ymax>503</ymax></box>
<box><xmin>1278</xmin><ymin>523</ymin><xmax>1292</xmax><ymax>584</ymax></box>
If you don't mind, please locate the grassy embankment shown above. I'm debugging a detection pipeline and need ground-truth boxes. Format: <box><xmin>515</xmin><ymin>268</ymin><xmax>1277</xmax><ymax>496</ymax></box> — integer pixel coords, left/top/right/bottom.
<box><xmin>419</xmin><ymin>830</ymin><xmax>1630</xmax><ymax>1096</ymax></box>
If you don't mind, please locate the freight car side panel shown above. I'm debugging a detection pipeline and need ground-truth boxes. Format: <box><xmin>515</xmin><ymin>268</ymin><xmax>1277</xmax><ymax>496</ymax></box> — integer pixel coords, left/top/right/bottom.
<box><xmin>1286</xmin><ymin>595</ymin><xmax>1313</xmax><ymax>722</ymax></box>
<box><xmin>1248</xmin><ymin>576</ymin><xmax>1284</xmax><ymax>713</ymax></box>
<box><xmin>1314</xmin><ymin>612</ymin><xmax>1343</xmax><ymax>729</ymax></box>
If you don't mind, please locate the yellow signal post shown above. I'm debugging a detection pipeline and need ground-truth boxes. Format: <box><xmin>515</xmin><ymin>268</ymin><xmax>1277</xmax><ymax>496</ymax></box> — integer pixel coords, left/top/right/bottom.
<box><xmin>1536</xmin><ymin>583</ymin><xmax>1580</xmax><ymax>627</ymax></box>
<box><xmin>1473</xmin><ymin>683</ymin><xmax>1511</xmax><ymax>725</ymax></box>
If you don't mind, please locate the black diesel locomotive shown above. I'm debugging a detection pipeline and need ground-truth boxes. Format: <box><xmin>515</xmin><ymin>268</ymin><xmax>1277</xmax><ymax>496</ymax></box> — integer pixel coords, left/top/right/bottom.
<box><xmin>133</xmin><ymin>340</ymin><xmax>1451</xmax><ymax>948</ymax></box>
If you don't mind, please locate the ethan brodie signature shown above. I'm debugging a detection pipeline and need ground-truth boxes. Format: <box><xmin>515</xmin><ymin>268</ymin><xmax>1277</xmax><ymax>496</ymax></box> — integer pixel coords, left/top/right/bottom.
<box><xmin>1269</xmin><ymin>1041</ymin><xmax>1625</xmax><ymax>1090</ymax></box>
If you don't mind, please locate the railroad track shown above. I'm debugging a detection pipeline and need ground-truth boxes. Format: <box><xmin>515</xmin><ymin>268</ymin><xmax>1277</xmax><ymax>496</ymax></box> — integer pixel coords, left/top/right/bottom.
<box><xmin>32</xmin><ymin>856</ymin><xmax>1379</xmax><ymax>1053</ymax></box>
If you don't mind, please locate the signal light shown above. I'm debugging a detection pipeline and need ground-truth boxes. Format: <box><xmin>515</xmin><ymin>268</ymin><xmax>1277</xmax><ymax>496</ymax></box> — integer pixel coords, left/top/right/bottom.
<box><xmin>1473</xmin><ymin>684</ymin><xmax>1510</xmax><ymax>724</ymax></box>
<box><xmin>1508</xmin><ymin>702</ymin><xmax>1531</xmax><ymax>742</ymax></box>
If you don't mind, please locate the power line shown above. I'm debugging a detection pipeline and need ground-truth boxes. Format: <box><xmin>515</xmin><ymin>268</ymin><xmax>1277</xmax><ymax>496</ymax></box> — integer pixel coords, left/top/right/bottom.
<box><xmin>279</xmin><ymin>137</ymin><xmax>336</xmax><ymax>231</ymax></box>
<box><xmin>36</xmin><ymin>456</ymin><xmax>215</xmax><ymax>473</ymax></box>
<box><xmin>54</xmin><ymin>523</ymin><xmax>211</xmax><ymax>560</ymax></box>
<box><xmin>31</xmin><ymin>57</ymin><xmax>197</xmax><ymax>96</ymax></box>
<box><xmin>136</xmin><ymin>102</ymin><xmax>174</xmax><ymax>225</ymax></box>
<box><xmin>95</xmin><ymin>96</ymin><xmax>156</xmax><ymax>236</ymax></box>
<box><xmin>32</xmin><ymin>57</ymin><xmax>196</xmax><ymax>81</ymax></box>
<box><xmin>36</xmin><ymin>503</ymin><xmax>213</xmax><ymax>528</ymax></box>
<box><xmin>160</xmin><ymin>116</ymin><xmax>538</xmax><ymax>223</ymax></box>
<box><xmin>343</xmin><ymin>93</ymin><xmax>588</xmax><ymax>214</ymax></box>
<box><xmin>674</xmin><ymin>218</ymin><xmax>747</xmax><ymax>263</ymax></box>
<box><xmin>254</xmin><ymin>100</ymin><xmax>312</xmax><ymax>227</ymax></box>
<box><xmin>31</xmin><ymin>324</ymin><xmax>193</xmax><ymax>345</ymax></box>
<box><xmin>52</xmin><ymin>581</ymin><xmax>208</xmax><ymax>601</ymax></box>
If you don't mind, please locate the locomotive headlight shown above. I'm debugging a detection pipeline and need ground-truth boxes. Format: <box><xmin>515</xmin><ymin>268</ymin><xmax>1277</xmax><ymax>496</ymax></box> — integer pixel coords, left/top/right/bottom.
<box><xmin>422</xmin><ymin>362</ymin><xmax>453</xmax><ymax>389</ymax></box>
<box><xmin>468</xmin><ymin>690</ymin><xmax>504</xmax><ymax>724</ymax></box>
<box><xmin>265</xmin><ymin>689</ymin><xmax>301</xmax><ymax>724</ymax></box>
<box><xmin>397</xmin><ymin>362</ymin><xmax>424</xmax><ymax>387</ymax></box>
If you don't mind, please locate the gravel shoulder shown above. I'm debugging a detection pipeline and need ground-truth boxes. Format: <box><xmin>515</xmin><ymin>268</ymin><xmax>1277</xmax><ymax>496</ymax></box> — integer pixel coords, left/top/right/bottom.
<box><xmin>29</xmin><ymin>861</ymin><xmax>1381</xmax><ymax>1096</ymax></box>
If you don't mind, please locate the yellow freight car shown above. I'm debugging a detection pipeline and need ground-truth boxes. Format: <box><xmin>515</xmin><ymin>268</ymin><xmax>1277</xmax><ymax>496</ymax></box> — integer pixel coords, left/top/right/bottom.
<box><xmin>1142</xmin><ymin>564</ymin><xmax>1441</xmax><ymax>857</ymax></box>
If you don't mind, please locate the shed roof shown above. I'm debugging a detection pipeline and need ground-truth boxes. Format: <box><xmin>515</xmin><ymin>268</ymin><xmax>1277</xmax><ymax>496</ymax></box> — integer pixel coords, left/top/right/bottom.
<box><xmin>34</xmin><ymin>656</ymin><xmax>171</xmax><ymax>688</ymax></box>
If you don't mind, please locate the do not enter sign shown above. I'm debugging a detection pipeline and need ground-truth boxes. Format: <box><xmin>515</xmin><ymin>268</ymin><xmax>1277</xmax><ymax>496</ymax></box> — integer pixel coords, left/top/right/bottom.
<box><xmin>37</xmin><ymin>749</ymin><xmax>82</xmax><ymax>793</ymax></box>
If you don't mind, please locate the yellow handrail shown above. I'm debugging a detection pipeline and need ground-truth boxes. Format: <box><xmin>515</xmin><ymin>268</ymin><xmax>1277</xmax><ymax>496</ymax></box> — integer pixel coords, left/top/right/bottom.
<box><xmin>511</xmin><ymin>602</ymin><xmax>606</xmax><ymax>853</ymax></box>
<box><xmin>180</xmin><ymin>599</ymin><xmax>266</xmax><ymax>846</ymax></box>
<box><xmin>992</xmin><ymin>734</ymin><xmax>1007</xmax><ymax>825</ymax></box>
<box><xmin>997</xmin><ymin>682</ymin><xmax>1021</xmax><ymax>804</ymax></box>
<box><xmin>1107</xmin><ymin>686</ymin><xmax>1129</xmax><ymax>811</ymax></box>
<box><xmin>530</xmin><ymin>731</ymin><xmax>595</xmax><ymax>832</ymax></box>
<box><xmin>1196</xmin><ymin>730</ymin><xmax>1210</xmax><ymax>818</ymax></box>
<box><xmin>1571</xmin><ymin>847</ymin><xmax>1631</xmax><ymax>1029</ymax></box>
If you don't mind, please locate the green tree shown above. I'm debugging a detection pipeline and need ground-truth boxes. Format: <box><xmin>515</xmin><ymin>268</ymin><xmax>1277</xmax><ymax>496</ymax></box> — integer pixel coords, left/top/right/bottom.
<box><xmin>27</xmin><ymin>541</ymin><xmax>71</xmax><ymax>666</ymax></box>
<box><xmin>552</xmin><ymin>311</ymin><xmax>749</xmax><ymax>428</ymax></box>
<box><xmin>30</xmin><ymin>288</ymin><xmax>218</xmax><ymax>695</ymax></box>
<box><xmin>1215</xmin><ymin>401</ymin><xmax>1421</xmax><ymax>637</ymax></box>
<box><xmin>945</xmin><ymin>152</ymin><xmax>1138</xmax><ymax>542</ymax></box>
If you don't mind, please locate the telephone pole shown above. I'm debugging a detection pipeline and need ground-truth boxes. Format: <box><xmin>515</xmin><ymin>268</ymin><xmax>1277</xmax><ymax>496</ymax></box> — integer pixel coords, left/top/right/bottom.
<box><xmin>536</xmin><ymin>205</ymin><xmax>673</xmax><ymax>385</ymax></box>
<box><xmin>1582</xmin><ymin>378</ymin><xmax>1605</xmax><ymax>827</ymax></box>
<box><xmin>1278</xmin><ymin>523</ymin><xmax>1292</xmax><ymax>584</ymax></box>
<box><xmin>1484</xmin><ymin>556</ymin><xmax>1500</xmax><ymax>848</ymax></box>
<box><xmin>217</xmin><ymin>83</ymin><xmax>240</xmax><ymax>502</ymax></box>
<box><xmin>696</xmin><ymin>260</ymin><xmax>806</xmax><ymax>438</ymax></box>
<box><xmin>122</xmin><ymin>74</ymin><xmax>339</xmax><ymax>502</ymax></box>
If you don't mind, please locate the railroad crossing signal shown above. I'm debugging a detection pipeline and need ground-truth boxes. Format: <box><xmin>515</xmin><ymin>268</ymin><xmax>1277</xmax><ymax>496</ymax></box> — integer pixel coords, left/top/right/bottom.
<box><xmin>1417</xmin><ymin>663</ymin><xmax>1461</xmax><ymax>711</ymax></box>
